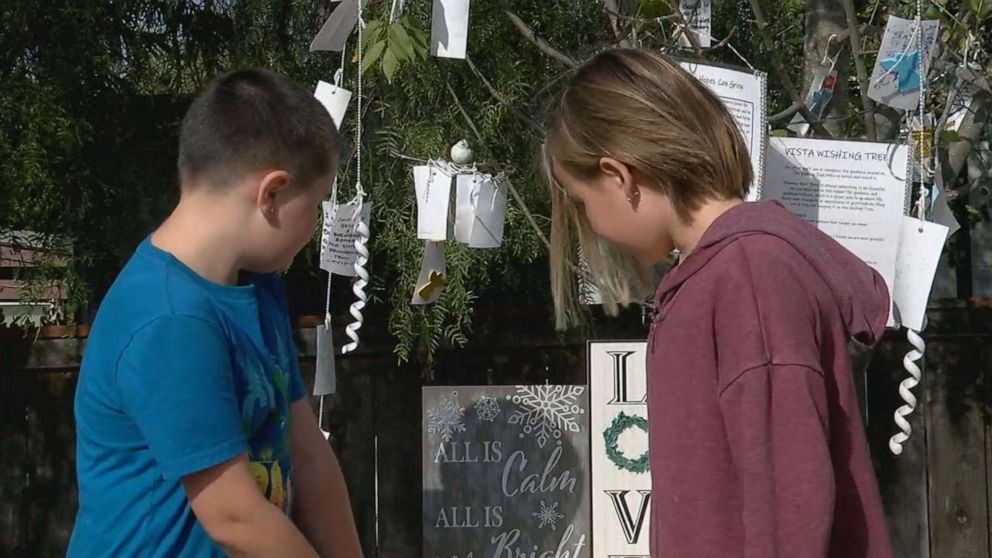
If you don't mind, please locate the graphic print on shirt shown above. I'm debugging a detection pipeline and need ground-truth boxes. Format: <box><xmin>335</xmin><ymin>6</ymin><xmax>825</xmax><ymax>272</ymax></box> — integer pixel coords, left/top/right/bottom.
<box><xmin>239</xmin><ymin>355</ymin><xmax>295</xmax><ymax>513</ymax></box>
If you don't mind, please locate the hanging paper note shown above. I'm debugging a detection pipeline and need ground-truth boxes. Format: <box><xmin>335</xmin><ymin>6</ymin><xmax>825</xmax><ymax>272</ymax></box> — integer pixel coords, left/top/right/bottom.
<box><xmin>867</xmin><ymin>16</ymin><xmax>939</xmax><ymax>111</ymax></box>
<box><xmin>787</xmin><ymin>66</ymin><xmax>838</xmax><ymax>136</ymax></box>
<box><xmin>412</xmin><ymin>241</ymin><xmax>446</xmax><ymax>305</ymax></box>
<box><xmin>893</xmin><ymin>217</ymin><xmax>949</xmax><ymax>330</ymax></box>
<box><xmin>414</xmin><ymin>164</ymin><xmax>453</xmax><ymax>241</ymax></box>
<box><xmin>453</xmin><ymin>173</ymin><xmax>479</xmax><ymax>243</ymax></box>
<box><xmin>678</xmin><ymin>0</ymin><xmax>712</xmax><ymax>48</ymax></box>
<box><xmin>320</xmin><ymin>200</ymin><xmax>373</xmax><ymax>277</ymax></box>
<box><xmin>431</xmin><ymin>0</ymin><xmax>471</xmax><ymax>59</ymax></box>
<box><xmin>468</xmin><ymin>175</ymin><xmax>507</xmax><ymax>248</ymax></box>
<box><xmin>678</xmin><ymin>60</ymin><xmax>767</xmax><ymax>200</ymax></box>
<box><xmin>313</xmin><ymin>323</ymin><xmax>337</xmax><ymax>396</ymax></box>
<box><xmin>313</xmin><ymin>81</ymin><xmax>353</xmax><ymax>130</ymax></box>
<box><xmin>310</xmin><ymin>0</ymin><xmax>362</xmax><ymax>52</ymax></box>
<box><xmin>763</xmin><ymin>137</ymin><xmax>910</xmax><ymax>321</ymax></box>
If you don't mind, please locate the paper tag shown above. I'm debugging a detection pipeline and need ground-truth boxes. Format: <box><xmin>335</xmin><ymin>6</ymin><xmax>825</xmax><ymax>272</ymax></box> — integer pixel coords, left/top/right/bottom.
<box><xmin>431</xmin><ymin>0</ymin><xmax>471</xmax><ymax>59</ymax></box>
<box><xmin>414</xmin><ymin>165</ymin><xmax>452</xmax><ymax>241</ymax></box>
<box><xmin>867</xmin><ymin>16</ymin><xmax>940</xmax><ymax>111</ymax></box>
<box><xmin>314</xmin><ymin>81</ymin><xmax>353</xmax><ymax>130</ymax></box>
<box><xmin>787</xmin><ymin>66</ymin><xmax>837</xmax><ymax>136</ymax></box>
<box><xmin>468</xmin><ymin>175</ymin><xmax>507</xmax><ymax>248</ymax></box>
<box><xmin>313</xmin><ymin>323</ymin><xmax>337</xmax><ymax>396</ymax></box>
<box><xmin>320</xmin><ymin>201</ymin><xmax>372</xmax><ymax>277</ymax></box>
<box><xmin>412</xmin><ymin>241</ymin><xmax>446</xmax><ymax>305</ymax></box>
<box><xmin>893</xmin><ymin>217</ymin><xmax>949</xmax><ymax>330</ymax></box>
<box><xmin>678</xmin><ymin>0</ymin><xmax>712</xmax><ymax>48</ymax></box>
<box><xmin>310</xmin><ymin>0</ymin><xmax>361</xmax><ymax>52</ymax></box>
<box><xmin>454</xmin><ymin>173</ymin><xmax>478</xmax><ymax>243</ymax></box>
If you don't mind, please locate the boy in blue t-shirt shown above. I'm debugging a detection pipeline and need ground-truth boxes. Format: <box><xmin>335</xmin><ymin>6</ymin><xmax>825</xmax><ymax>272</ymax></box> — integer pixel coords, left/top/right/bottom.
<box><xmin>68</xmin><ymin>69</ymin><xmax>362</xmax><ymax>557</ymax></box>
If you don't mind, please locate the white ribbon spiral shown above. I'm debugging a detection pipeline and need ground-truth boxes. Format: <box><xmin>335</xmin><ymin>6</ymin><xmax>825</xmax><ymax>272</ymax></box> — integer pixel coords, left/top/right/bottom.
<box><xmin>890</xmin><ymin>327</ymin><xmax>924</xmax><ymax>455</ymax></box>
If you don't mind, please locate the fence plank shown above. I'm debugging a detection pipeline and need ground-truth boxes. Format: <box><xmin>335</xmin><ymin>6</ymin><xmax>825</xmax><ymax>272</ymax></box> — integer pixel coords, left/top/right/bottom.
<box><xmin>926</xmin><ymin>330</ymin><xmax>989</xmax><ymax>557</ymax></box>
<box><xmin>867</xmin><ymin>338</ymin><xmax>931</xmax><ymax>558</ymax></box>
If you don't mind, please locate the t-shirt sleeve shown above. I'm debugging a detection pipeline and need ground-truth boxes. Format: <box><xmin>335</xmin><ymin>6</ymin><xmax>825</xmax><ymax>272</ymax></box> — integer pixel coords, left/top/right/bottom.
<box><xmin>116</xmin><ymin>315</ymin><xmax>247</xmax><ymax>480</ymax></box>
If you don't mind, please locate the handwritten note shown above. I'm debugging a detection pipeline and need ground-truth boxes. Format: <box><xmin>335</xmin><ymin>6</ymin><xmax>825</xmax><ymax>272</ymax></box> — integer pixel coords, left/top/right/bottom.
<box><xmin>313</xmin><ymin>81</ymin><xmax>353</xmax><ymax>130</ymax></box>
<box><xmin>893</xmin><ymin>217</ymin><xmax>949</xmax><ymax>330</ymax></box>
<box><xmin>679</xmin><ymin>0</ymin><xmax>712</xmax><ymax>48</ymax></box>
<box><xmin>868</xmin><ymin>16</ymin><xmax>939</xmax><ymax>111</ymax></box>
<box><xmin>679</xmin><ymin>60</ymin><xmax>767</xmax><ymax>200</ymax></box>
<box><xmin>415</xmin><ymin>164</ymin><xmax>453</xmax><ymax>241</ymax></box>
<box><xmin>422</xmin><ymin>386</ymin><xmax>591</xmax><ymax>558</ymax></box>
<box><xmin>320</xmin><ymin>200</ymin><xmax>372</xmax><ymax>277</ymax></box>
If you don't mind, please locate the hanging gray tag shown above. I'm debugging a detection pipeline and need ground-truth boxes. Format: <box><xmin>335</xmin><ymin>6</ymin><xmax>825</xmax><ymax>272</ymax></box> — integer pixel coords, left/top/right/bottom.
<box><xmin>313</xmin><ymin>324</ymin><xmax>337</xmax><ymax>396</ymax></box>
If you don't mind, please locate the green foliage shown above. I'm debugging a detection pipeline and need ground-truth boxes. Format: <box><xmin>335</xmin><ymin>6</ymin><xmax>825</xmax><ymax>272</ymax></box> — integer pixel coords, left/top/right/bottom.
<box><xmin>2</xmin><ymin>0</ymin><xmax>991</xmax><ymax>361</ymax></box>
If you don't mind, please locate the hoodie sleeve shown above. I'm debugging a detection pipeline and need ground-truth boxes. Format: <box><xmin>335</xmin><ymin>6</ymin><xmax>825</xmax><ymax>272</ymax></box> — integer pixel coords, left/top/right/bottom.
<box><xmin>719</xmin><ymin>364</ymin><xmax>835</xmax><ymax>558</ymax></box>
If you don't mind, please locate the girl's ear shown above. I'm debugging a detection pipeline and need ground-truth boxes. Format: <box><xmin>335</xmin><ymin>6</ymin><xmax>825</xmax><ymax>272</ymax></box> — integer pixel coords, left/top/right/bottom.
<box><xmin>598</xmin><ymin>157</ymin><xmax>640</xmax><ymax>204</ymax></box>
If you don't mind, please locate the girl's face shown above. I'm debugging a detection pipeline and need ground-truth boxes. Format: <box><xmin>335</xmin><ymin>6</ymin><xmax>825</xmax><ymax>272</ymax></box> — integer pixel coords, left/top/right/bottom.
<box><xmin>553</xmin><ymin>159</ymin><xmax>676</xmax><ymax>265</ymax></box>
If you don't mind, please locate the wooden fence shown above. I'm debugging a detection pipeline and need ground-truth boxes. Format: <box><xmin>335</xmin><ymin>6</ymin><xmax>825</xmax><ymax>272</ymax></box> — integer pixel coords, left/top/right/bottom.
<box><xmin>1</xmin><ymin>302</ymin><xmax>990</xmax><ymax>557</ymax></box>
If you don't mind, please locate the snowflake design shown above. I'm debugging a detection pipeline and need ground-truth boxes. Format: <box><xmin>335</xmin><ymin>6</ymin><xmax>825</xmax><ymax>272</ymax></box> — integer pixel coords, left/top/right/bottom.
<box><xmin>532</xmin><ymin>500</ymin><xmax>565</xmax><ymax>531</ymax></box>
<box><xmin>475</xmin><ymin>394</ymin><xmax>501</xmax><ymax>422</ymax></box>
<box><xmin>507</xmin><ymin>385</ymin><xmax>585</xmax><ymax>448</ymax></box>
<box><xmin>427</xmin><ymin>391</ymin><xmax>466</xmax><ymax>442</ymax></box>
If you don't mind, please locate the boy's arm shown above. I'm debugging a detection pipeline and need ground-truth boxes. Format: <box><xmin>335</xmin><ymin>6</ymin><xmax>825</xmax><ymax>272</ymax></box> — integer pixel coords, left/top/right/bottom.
<box><xmin>719</xmin><ymin>364</ymin><xmax>835</xmax><ymax>558</ymax></box>
<box><xmin>182</xmin><ymin>454</ymin><xmax>319</xmax><ymax>558</ymax></box>
<box><xmin>289</xmin><ymin>399</ymin><xmax>363</xmax><ymax>558</ymax></box>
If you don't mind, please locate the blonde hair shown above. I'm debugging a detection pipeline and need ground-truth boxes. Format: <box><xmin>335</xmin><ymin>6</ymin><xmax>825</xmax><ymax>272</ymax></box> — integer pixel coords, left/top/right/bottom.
<box><xmin>545</xmin><ymin>48</ymin><xmax>753</xmax><ymax>329</ymax></box>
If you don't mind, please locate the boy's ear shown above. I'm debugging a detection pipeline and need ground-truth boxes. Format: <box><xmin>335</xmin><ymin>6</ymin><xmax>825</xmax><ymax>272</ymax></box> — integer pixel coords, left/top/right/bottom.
<box><xmin>257</xmin><ymin>170</ymin><xmax>291</xmax><ymax>218</ymax></box>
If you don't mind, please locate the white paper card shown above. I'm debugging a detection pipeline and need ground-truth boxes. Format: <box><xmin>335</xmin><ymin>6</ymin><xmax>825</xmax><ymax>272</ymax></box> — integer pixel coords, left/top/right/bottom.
<box><xmin>589</xmin><ymin>342</ymin><xmax>651</xmax><ymax>557</ymax></box>
<box><xmin>414</xmin><ymin>165</ymin><xmax>452</xmax><ymax>241</ymax></box>
<box><xmin>310</xmin><ymin>0</ymin><xmax>361</xmax><ymax>52</ymax></box>
<box><xmin>679</xmin><ymin>0</ymin><xmax>712</xmax><ymax>48</ymax></box>
<box><xmin>453</xmin><ymin>174</ymin><xmax>478</xmax><ymax>243</ymax></box>
<box><xmin>867</xmin><ymin>16</ymin><xmax>940</xmax><ymax>111</ymax></box>
<box><xmin>320</xmin><ymin>200</ymin><xmax>372</xmax><ymax>277</ymax></box>
<box><xmin>763</xmin><ymin>137</ymin><xmax>910</xmax><ymax>317</ymax></box>
<box><xmin>430</xmin><ymin>0</ymin><xmax>470</xmax><ymax>59</ymax></box>
<box><xmin>462</xmin><ymin>174</ymin><xmax>507</xmax><ymax>248</ymax></box>
<box><xmin>679</xmin><ymin>61</ymin><xmax>767</xmax><ymax>200</ymax></box>
<box><xmin>893</xmin><ymin>217</ymin><xmax>949</xmax><ymax>330</ymax></box>
<box><xmin>313</xmin><ymin>324</ymin><xmax>337</xmax><ymax>396</ymax></box>
<box><xmin>313</xmin><ymin>81</ymin><xmax>353</xmax><ymax>130</ymax></box>
<box><xmin>412</xmin><ymin>241</ymin><xmax>446</xmax><ymax>305</ymax></box>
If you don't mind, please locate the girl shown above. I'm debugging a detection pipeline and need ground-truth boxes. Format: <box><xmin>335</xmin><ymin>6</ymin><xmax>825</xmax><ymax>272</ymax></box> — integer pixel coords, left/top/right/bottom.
<box><xmin>545</xmin><ymin>49</ymin><xmax>893</xmax><ymax>557</ymax></box>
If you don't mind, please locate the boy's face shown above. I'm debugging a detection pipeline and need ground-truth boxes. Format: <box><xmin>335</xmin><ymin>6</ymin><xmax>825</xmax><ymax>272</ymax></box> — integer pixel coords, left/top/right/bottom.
<box><xmin>244</xmin><ymin>166</ymin><xmax>336</xmax><ymax>274</ymax></box>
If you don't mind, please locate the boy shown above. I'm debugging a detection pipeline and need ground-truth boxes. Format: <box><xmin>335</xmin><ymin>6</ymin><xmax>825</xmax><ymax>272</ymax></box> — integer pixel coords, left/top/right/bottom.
<box><xmin>68</xmin><ymin>69</ymin><xmax>362</xmax><ymax>557</ymax></box>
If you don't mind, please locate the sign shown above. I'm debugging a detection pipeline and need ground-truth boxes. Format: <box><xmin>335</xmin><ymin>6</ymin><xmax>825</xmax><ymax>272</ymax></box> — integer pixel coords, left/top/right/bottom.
<box><xmin>679</xmin><ymin>60</ymin><xmax>768</xmax><ymax>200</ymax></box>
<box><xmin>589</xmin><ymin>342</ymin><xmax>651</xmax><ymax>558</ymax></box>
<box><xmin>423</xmin><ymin>385</ymin><xmax>591</xmax><ymax>558</ymax></box>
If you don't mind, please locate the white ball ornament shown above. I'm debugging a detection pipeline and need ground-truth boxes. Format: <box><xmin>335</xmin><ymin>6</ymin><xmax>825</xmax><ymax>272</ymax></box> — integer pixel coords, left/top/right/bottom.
<box><xmin>450</xmin><ymin>139</ymin><xmax>473</xmax><ymax>165</ymax></box>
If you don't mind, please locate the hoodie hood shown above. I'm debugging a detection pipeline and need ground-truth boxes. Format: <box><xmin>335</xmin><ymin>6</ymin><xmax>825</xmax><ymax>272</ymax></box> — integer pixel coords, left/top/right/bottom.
<box><xmin>655</xmin><ymin>201</ymin><xmax>889</xmax><ymax>345</ymax></box>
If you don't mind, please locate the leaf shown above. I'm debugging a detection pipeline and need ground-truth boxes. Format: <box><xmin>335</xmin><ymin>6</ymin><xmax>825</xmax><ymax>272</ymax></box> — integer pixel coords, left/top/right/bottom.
<box><xmin>382</xmin><ymin>48</ymin><xmax>399</xmax><ymax>83</ymax></box>
<box><xmin>388</xmin><ymin>23</ymin><xmax>416</xmax><ymax>61</ymax></box>
<box><xmin>362</xmin><ymin>40</ymin><xmax>386</xmax><ymax>74</ymax></box>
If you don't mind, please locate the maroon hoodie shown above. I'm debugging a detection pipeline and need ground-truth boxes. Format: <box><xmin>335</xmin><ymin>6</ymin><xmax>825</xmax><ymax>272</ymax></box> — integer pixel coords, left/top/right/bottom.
<box><xmin>647</xmin><ymin>201</ymin><xmax>892</xmax><ymax>557</ymax></box>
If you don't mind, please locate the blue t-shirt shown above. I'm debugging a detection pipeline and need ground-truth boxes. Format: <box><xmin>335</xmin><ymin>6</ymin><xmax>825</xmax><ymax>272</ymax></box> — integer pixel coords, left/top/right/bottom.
<box><xmin>67</xmin><ymin>237</ymin><xmax>306</xmax><ymax>557</ymax></box>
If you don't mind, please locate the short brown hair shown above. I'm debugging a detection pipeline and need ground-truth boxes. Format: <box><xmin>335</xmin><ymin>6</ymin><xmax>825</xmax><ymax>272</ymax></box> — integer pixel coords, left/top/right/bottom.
<box><xmin>178</xmin><ymin>68</ymin><xmax>342</xmax><ymax>189</ymax></box>
<box><xmin>545</xmin><ymin>48</ymin><xmax>753</xmax><ymax>329</ymax></box>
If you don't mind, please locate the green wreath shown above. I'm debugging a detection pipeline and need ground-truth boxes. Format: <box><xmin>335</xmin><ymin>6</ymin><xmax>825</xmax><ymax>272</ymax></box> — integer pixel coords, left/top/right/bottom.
<box><xmin>603</xmin><ymin>412</ymin><xmax>650</xmax><ymax>474</ymax></box>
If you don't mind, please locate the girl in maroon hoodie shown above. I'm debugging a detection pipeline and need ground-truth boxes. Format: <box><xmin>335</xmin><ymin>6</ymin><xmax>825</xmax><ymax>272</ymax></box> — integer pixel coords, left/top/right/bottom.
<box><xmin>545</xmin><ymin>48</ymin><xmax>893</xmax><ymax>557</ymax></box>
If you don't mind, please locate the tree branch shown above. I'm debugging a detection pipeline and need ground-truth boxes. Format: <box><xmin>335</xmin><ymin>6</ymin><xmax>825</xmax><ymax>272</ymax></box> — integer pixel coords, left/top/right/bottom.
<box><xmin>769</xmin><ymin>101</ymin><xmax>803</xmax><ymax>123</ymax></box>
<box><xmin>504</xmin><ymin>9</ymin><xmax>578</xmax><ymax>68</ymax></box>
<box><xmin>747</xmin><ymin>0</ymin><xmax>833</xmax><ymax>138</ymax></box>
<box><xmin>841</xmin><ymin>0</ymin><xmax>877</xmax><ymax>140</ymax></box>
<box><xmin>446</xmin><ymin>81</ymin><xmax>484</xmax><ymax>144</ymax></box>
<box><xmin>464</xmin><ymin>54</ymin><xmax>543</xmax><ymax>133</ymax></box>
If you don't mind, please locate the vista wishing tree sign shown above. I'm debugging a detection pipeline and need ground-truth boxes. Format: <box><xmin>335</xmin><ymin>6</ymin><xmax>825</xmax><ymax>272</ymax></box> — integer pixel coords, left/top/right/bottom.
<box><xmin>422</xmin><ymin>386</ymin><xmax>591</xmax><ymax>558</ymax></box>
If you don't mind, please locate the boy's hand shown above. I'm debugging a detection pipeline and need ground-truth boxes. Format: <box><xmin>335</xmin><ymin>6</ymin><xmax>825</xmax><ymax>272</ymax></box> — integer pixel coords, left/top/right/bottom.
<box><xmin>182</xmin><ymin>454</ymin><xmax>319</xmax><ymax>558</ymax></box>
<box><xmin>290</xmin><ymin>399</ymin><xmax>364</xmax><ymax>558</ymax></box>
